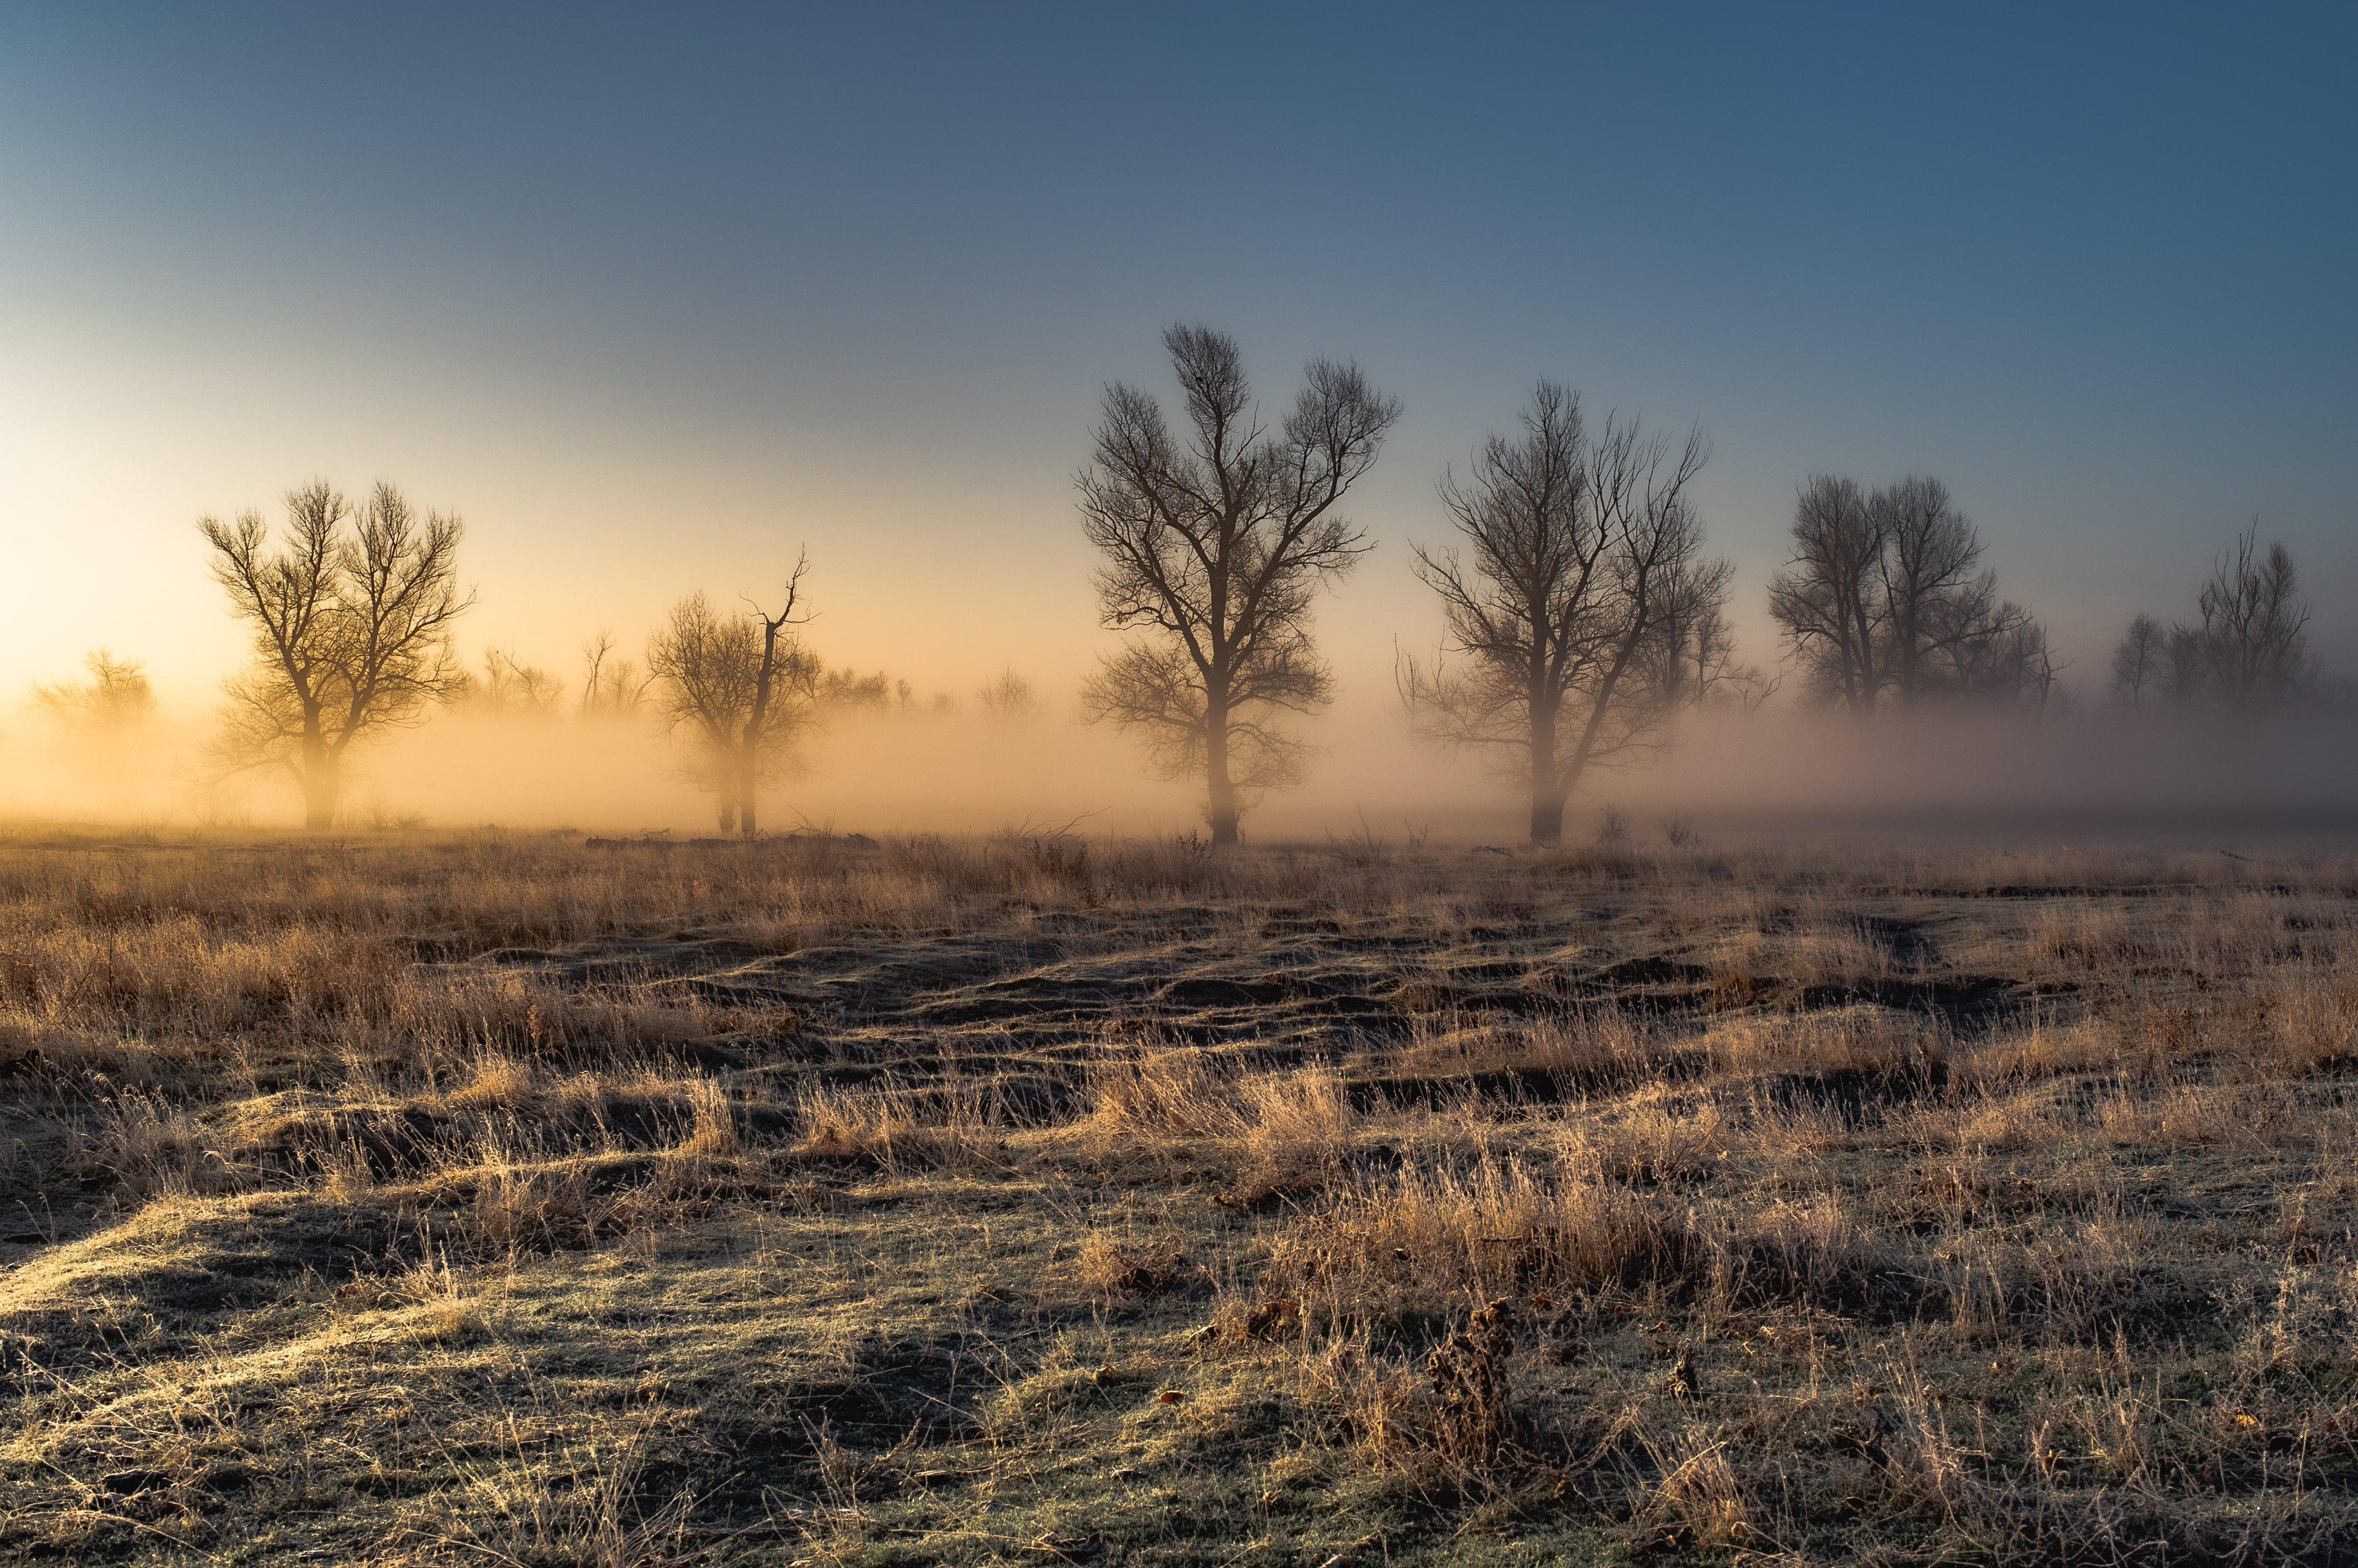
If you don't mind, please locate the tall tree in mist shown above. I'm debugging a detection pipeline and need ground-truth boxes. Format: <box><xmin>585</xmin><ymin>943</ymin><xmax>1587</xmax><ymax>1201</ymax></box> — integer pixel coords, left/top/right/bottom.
<box><xmin>2108</xmin><ymin>527</ymin><xmax>2322</xmax><ymax>717</ymax></box>
<box><xmin>1399</xmin><ymin>381</ymin><xmax>1722</xmax><ymax>844</ymax></box>
<box><xmin>29</xmin><ymin>649</ymin><xmax>159</xmax><ymax>737</ymax></box>
<box><xmin>1872</xmin><ymin>478</ymin><xmax>2031</xmax><ymax>711</ymax></box>
<box><xmin>646</xmin><ymin>559</ymin><xmax>819</xmax><ymax>835</ymax></box>
<box><xmin>1079</xmin><ymin>325</ymin><xmax>1401</xmax><ymax>845</ymax></box>
<box><xmin>1767</xmin><ymin>474</ymin><xmax>2047</xmax><ymax>716</ymax></box>
<box><xmin>2108</xmin><ymin>613</ymin><xmax>2167</xmax><ymax>715</ymax></box>
<box><xmin>1766</xmin><ymin>476</ymin><xmax>1884</xmax><ymax>715</ymax></box>
<box><xmin>199</xmin><ymin>481</ymin><xmax>473</xmax><ymax>828</ymax></box>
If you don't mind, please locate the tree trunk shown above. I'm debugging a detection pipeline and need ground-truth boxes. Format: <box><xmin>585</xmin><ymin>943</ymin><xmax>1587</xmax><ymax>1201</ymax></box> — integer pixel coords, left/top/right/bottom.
<box><xmin>1205</xmin><ymin>706</ymin><xmax>1239</xmax><ymax>846</ymax></box>
<box><xmin>1528</xmin><ymin>685</ymin><xmax>1560</xmax><ymax>845</ymax></box>
<box><xmin>302</xmin><ymin>738</ymin><xmax>338</xmax><ymax>830</ymax></box>
<box><xmin>738</xmin><ymin>740</ymin><xmax>759</xmax><ymax>838</ymax></box>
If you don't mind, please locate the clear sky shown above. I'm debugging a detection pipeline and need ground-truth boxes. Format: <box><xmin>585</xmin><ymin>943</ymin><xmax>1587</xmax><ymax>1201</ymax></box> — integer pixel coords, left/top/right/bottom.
<box><xmin>3</xmin><ymin>2</ymin><xmax>2353</xmax><ymax>721</ymax></box>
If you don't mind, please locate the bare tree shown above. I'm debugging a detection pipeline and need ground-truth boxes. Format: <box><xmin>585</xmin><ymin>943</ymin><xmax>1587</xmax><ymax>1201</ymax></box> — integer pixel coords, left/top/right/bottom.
<box><xmin>2110</xmin><ymin>529</ymin><xmax>2324</xmax><ymax>718</ymax></box>
<box><xmin>199</xmin><ymin>480</ymin><xmax>472</xmax><ymax>828</ymax></box>
<box><xmin>1079</xmin><ymin>325</ymin><xmax>1401</xmax><ymax>844</ymax></box>
<box><xmin>1401</xmin><ymin>381</ymin><xmax>1720</xmax><ymax>844</ymax></box>
<box><xmin>817</xmin><ymin>667</ymin><xmax>894</xmax><ymax>713</ymax></box>
<box><xmin>1648</xmin><ymin>556</ymin><xmax>1775</xmax><ymax>713</ymax></box>
<box><xmin>1769</xmin><ymin>474</ymin><xmax>2043</xmax><ymax>715</ymax></box>
<box><xmin>1767</xmin><ymin>476</ymin><xmax>1885</xmax><ymax>715</ymax></box>
<box><xmin>29</xmin><ymin>649</ymin><xmax>158</xmax><ymax>736</ymax></box>
<box><xmin>2193</xmin><ymin>527</ymin><xmax>2317</xmax><ymax>714</ymax></box>
<box><xmin>645</xmin><ymin>559</ymin><xmax>818</xmax><ymax>836</ymax></box>
<box><xmin>1874</xmin><ymin>478</ymin><xmax>2030</xmax><ymax>710</ymax></box>
<box><xmin>976</xmin><ymin>667</ymin><xmax>1044</xmax><ymax>721</ymax></box>
<box><xmin>459</xmin><ymin>648</ymin><xmax>565</xmax><ymax>717</ymax></box>
<box><xmin>579</xmin><ymin>631</ymin><xmax>652</xmax><ymax>718</ymax></box>
<box><xmin>2108</xmin><ymin>613</ymin><xmax>2166</xmax><ymax>715</ymax></box>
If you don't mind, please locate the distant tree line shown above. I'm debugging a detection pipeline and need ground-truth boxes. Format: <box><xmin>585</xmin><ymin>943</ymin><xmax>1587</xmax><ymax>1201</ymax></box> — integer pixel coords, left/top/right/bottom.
<box><xmin>18</xmin><ymin>326</ymin><xmax>2342</xmax><ymax>843</ymax></box>
<box><xmin>2107</xmin><ymin>528</ymin><xmax>2329</xmax><ymax>717</ymax></box>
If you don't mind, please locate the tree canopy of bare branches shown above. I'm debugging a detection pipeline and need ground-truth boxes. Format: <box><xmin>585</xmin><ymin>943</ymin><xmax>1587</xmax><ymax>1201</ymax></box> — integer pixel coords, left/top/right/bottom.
<box><xmin>645</xmin><ymin>558</ymin><xmax>818</xmax><ymax>835</ymax></box>
<box><xmin>579</xmin><ymin>631</ymin><xmax>652</xmax><ymax>719</ymax></box>
<box><xmin>1767</xmin><ymin>474</ymin><xmax>2048</xmax><ymax>717</ymax></box>
<box><xmin>457</xmin><ymin>649</ymin><xmax>565</xmax><ymax>717</ymax></box>
<box><xmin>1079</xmin><ymin>325</ymin><xmax>1401</xmax><ymax>844</ymax></box>
<box><xmin>198</xmin><ymin>480</ymin><xmax>473</xmax><ymax>828</ymax></box>
<box><xmin>1400</xmin><ymin>381</ymin><xmax>1723</xmax><ymax>843</ymax></box>
<box><xmin>976</xmin><ymin>667</ymin><xmax>1044</xmax><ymax>721</ymax></box>
<box><xmin>28</xmin><ymin>649</ymin><xmax>158</xmax><ymax>737</ymax></box>
<box><xmin>2108</xmin><ymin>527</ymin><xmax>2322</xmax><ymax>717</ymax></box>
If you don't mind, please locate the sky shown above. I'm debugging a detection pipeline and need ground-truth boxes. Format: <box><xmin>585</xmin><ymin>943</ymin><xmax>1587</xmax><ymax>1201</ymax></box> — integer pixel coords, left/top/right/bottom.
<box><xmin>3</xmin><ymin>3</ymin><xmax>2353</xmax><ymax>746</ymax></box>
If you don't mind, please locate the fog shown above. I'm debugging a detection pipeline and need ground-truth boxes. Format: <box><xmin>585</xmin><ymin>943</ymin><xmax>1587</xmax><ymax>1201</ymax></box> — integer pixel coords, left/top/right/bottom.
<box><xmin>7</xmin><ymin>684</ymin><xmax>2355</xmax><ymax>853</ymax></box>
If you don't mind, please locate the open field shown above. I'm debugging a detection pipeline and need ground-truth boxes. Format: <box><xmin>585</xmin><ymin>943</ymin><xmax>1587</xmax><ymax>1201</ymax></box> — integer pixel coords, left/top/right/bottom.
<box><xmin>0</xmin><ymin>828</ymin><xmax>2354</xmax><ymax>1565</ymax></box>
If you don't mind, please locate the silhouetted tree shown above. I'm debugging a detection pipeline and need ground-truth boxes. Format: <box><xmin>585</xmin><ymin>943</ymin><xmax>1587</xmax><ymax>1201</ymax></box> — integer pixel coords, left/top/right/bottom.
<box><xmin>646</xmin><ymin>560</ymin><xmax>818</xmax><ymax>835</ymax></box>
<box><xmin>976</xmin><ymin>667</ymin><xmax>1044</xmax><ymax>721</ymax></box>
<box><xmin>1400</xmin><ymin>381</ymin><xmax>1719</xmax><ymax>843</ymax></box>
<box><xmin>2111</xmin><ymin>529</ymin><xmax>2324</xmax><ymax>718</ymax></box>
<box><xmin>1079</xmin><ymin>325</ymin><xmax>1401</xmax><ymax>844</ymax></box>
<box><xmin>456</xmin><ymin>648</ymin><xmax>564</xmax><ymax>717</ymax></box>
<box><xmin>1768</xmin><ymin>474</ymin><xmax>2043</xmax><ymax>715</ymax></box>
<box><xmin>2108</xmin><ymin>613</ymin><xmax>2167</xmax><ymax>715</ymax></box>
<box><xmin>29</xmin><ymin>649</ymin><xmax>158</xmax><ymax>736</ymax></box>
<box><xmin>579</xmin><ymin>631</ymin><xmax>652</xmax><ymax>717</ymax></box>
<box><xmin>1874</xmin><ymin>478</ymin><xmax>2031</xmax><ymax>710</ymax></box>
<box><xmin>199</xmin><ymin>480</ymin><xmax>472</xmax><ymax>828</ymax></box>
<box><xmin>2192</xmin><ymin>528</ymin><xmax>2318</xmax><ymax>713</ymax></box>
<box><xmin>1767</xmin><ymin>476</ymin><xmax>1884</xmax><ymax>715</ymax></box>
<box><xmin>818</xmin><ymin>667</ymin><xmax>894</xmax><ymax>713</ymax></box>
<box><xmin>1649</xmin><ymin>557</ymin><xmax>1775</xmax><ymax>713</ymax></box>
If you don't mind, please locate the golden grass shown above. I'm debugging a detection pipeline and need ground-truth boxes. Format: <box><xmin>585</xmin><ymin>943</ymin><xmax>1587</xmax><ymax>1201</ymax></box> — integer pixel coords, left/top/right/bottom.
<box><xmin>0</xmin><ymin>826</ymin><xmax>2353</xmax><ymax>1563</ymax></box>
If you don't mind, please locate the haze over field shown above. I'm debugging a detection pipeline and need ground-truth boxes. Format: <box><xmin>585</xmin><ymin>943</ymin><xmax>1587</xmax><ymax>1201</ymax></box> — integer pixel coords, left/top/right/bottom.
<box><xmin>1</xmin><ymin>5</ymin><xmax>2352</xmax><ymax>841</ymax></box>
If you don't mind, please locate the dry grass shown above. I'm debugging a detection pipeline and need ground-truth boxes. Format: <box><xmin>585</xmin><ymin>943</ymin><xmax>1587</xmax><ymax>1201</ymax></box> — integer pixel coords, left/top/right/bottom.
<box><xmin>0</xmin><ymin>824</ymin><xmax>2353</xmax><ymax>1563</ymax></box>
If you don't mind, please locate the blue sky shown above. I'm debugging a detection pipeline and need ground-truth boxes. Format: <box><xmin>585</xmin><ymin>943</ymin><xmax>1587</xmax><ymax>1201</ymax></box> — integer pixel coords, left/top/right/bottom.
<box><xmin>3</xmin><ymin>1</ymin><xmax>2352</xmax><ymax>712</ymax></box>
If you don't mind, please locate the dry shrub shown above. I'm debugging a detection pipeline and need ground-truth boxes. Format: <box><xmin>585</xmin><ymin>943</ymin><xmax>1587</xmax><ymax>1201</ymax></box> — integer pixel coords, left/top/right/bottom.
<box><xmin>1709</xmin><ymin>1006</ymin><xmax>1947</xmax><ymax>1082</ymax></box>
<box><xmin>458</xmin><ymin>1158</ymin><xmax>599</xmax><ymax>1255</ymax></box>
<box><xmin>1080</xmin><ymin>1053</ymin><xmax>1356</xmax><ymax>1200</ymax></box>
<box><xmin>1423</xmin><ymin>1296</ymin><xmax>1517</xmax><ymax>1457</ymax></box>
<box><xmin>1630</xmin><ymin>1425</ymin><xmax>1775</xmax><ymax>1554</ymax></box>
<box><xmin>1083</xmin><ymin>1049</ymin><xmax>1235</xmax><ymax>1137</ymax></box>
<box><xmin>1400</xmin><ymin>1006</ymin><xmax>1689</xmax><ymax>1091</ymax></box>
<box><xmin>2029</xmin><ymin>903</ymin><xmax>2140</xmax><ymax>974</ymax></box>
<box><xmin>2098</xmin><ymin>1082</ymin><xmax>2324</xmax><ymax>1150</ymax></box>
<box><xmin>792</xmin><ymin>1076</ymin><xmax>1008</xmax><ymax>1172</ymax></box>
<box><xmin>98</xmin><ymin>1092</ymin><xmax>255</xmax><ymax>1198</ymax></box>
<box><xmin>2260</xmin><ymin>962</ymin><xmax>2358</xmax><ymax>1073</ymax></box>
<box><xmin>443</xmin><ymin>1051</ymin><xmax>539</xmax><ymax>1112</ymax></box>
<box><xmin>1077</xmin><ymin>1232</ymin><xmax>1192</xmax><ymax>1300</ymax></box>
<box><xmin>1787</xmin><ymin>924</ymin><xmax>1899</xmax><ymax>991</ymax></box>
<box><xmin>1260</xmin><ymin>1152</ymin><xmax>1702</xmax><ymax>1321</ymax></box>
<box><xmin>1230</xmin><ymin>1071</ymin><xmax>1355</xmax><ymax>1201</ymax></box>
<box><xmin>1570</xmin><ymin>1090</ymin><xmax>1732</xmax><ymax>1182</ymax></box>
<box><xmin>399</xmin><ymin>1405</ymin><xmax>697</xmax><ymax>1566</ymax></box>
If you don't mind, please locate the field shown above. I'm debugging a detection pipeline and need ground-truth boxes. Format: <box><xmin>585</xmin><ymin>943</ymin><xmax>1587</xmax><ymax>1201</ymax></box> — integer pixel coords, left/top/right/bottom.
<box><xmin>0</xmin><ymin>827</ymin><xmax>2354</xmax><ymax>1566</ymax></box>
